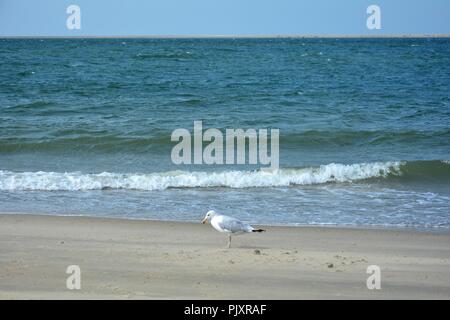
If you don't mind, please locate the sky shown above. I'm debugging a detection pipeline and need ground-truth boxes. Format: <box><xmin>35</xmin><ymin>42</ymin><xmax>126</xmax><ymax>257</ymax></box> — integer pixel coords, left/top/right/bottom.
<box><xmin>0</xmin><ymin>0</ymin><xmax>449</xmax><ymax>36</ymax></box>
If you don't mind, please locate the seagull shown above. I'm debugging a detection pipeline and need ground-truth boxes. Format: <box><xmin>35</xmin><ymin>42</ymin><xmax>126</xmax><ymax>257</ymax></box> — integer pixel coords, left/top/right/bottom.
<box><xmin>201</xmin><ymin>210</ymin><xmax>265</xmax><ymax>248</ymax></box>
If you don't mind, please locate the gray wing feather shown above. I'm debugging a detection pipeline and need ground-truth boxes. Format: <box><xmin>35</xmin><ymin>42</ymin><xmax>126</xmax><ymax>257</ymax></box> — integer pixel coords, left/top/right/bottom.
<box><xmin>219</xmin><ymin>215</ymin><xmax>252</xmax><ymax>233</ymax></box>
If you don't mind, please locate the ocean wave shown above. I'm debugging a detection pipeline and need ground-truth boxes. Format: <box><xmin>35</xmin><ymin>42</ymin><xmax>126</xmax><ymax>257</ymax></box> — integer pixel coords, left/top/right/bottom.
<box><xmin>0</xmin><ymin>135</ymin><xmax>171</xmax><ymax>153</ymax></box>
<box><xmin>1</xmin><ymin>130</ymin><xmax>448</xmax><ymax>153</ymax></box>
<box><xmin>3</xmin><ymin>160</ymin><xmax>447</xmax><ymax>191</ymax></box>
<box><xmin>0</xmin><ymin>162</ymin><xmax>422</xmax><ymax>191</ymax></box>
<box><xmin>134</xmin><ymin>51</ymin><xmax>196</xmax><ymax>60</ymax></box>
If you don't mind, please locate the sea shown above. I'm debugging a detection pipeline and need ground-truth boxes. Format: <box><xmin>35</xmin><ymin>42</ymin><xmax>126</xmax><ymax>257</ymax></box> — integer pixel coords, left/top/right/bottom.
<box><xmin>0</xmin><ymin>37</ymin><xmax>449</xmax><ymax>229</ymax></box>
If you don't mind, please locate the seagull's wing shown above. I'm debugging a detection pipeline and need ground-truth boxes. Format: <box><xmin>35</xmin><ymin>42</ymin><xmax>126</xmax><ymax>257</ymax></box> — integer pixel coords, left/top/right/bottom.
<box><xmin>216</xmin><ymin>215</ymin><xmax>253</xmax><ymax>233</ymax></box>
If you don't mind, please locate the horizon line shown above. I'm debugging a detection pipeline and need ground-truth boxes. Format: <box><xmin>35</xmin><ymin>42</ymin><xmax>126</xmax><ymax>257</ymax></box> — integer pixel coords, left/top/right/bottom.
<box><xmin>1</xmin><ymin>34</ymin><xmax>450</xmax><ymax>39</ymax></box>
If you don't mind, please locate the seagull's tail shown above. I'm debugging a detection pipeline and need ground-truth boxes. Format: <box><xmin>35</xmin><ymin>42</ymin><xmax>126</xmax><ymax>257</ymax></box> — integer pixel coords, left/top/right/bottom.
<box><xmin>252</xmin><ymin>228</ymin><xmax>265</xmax><ymax>233</ymax></box>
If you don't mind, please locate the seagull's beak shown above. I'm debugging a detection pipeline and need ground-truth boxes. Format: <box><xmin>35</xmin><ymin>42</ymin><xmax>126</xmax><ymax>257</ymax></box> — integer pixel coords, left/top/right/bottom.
<box><xmin>201</xmin><ymin>218</ymin><xmax>207</xmax><ymax>224</ymax></box>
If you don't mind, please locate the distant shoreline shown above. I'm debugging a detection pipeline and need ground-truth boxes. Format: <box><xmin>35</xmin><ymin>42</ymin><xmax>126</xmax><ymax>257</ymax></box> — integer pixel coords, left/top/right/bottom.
<box><xmin>1</xmin><ymin>34</ymin><xmax>450</xmax><ymax>39</ymax></box>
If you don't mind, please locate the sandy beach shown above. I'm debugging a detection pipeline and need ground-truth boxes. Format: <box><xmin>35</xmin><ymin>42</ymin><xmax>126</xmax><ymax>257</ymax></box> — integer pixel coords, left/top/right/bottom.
<box><xmin>0</xmin><ymin>213</ymin><xmax>449</xmax><ymax>299</ymax></box>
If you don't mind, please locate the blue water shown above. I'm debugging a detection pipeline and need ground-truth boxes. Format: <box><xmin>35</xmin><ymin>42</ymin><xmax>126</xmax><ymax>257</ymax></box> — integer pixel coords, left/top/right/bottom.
<box><xmin>0</xmin><ymin>38</ymin><xmax>449</xmax><ymax>229</ymax></box>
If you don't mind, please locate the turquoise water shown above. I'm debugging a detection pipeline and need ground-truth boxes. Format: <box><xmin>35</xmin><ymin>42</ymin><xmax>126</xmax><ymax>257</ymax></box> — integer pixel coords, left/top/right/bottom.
<box><xmin>0</xmin><ymin>38</ymin><xmax>449</xmax><ymax>228</ymax></box>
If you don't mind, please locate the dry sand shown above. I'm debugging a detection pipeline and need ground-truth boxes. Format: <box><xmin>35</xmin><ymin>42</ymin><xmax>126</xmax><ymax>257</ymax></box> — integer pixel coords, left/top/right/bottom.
<box><xmin>0</xmin><ymin>213</ymin><xmax>449</xmax><ymax>299</ymax></box>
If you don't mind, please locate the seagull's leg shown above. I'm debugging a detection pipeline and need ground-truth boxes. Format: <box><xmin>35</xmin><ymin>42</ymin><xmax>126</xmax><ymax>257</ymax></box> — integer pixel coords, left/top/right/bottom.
<box><xmin>228</xmin><ymin>235</ymin><xmax>232</xmax><ymax>249</ymax></box>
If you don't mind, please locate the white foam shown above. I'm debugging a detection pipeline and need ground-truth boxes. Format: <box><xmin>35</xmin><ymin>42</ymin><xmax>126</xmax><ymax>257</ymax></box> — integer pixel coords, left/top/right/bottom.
<box><xmin>0</xmin><ymin>161</ymin><xmax>401</xmax><ymax>191</ymax></box>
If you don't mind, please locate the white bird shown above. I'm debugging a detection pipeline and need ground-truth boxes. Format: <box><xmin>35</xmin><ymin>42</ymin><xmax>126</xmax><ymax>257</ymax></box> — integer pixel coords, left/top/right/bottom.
<box><xmin>201</xmin><ymin>210</ymin><xmax>265</xmax><ymax>248</ymax></box>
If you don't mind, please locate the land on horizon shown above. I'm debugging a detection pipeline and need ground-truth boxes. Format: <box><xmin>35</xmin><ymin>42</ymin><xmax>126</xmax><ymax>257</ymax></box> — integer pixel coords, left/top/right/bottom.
<box><xmin>1</xmin><ymin>34</ymin><xmax>450</xmax><ymax>39</ymax></box>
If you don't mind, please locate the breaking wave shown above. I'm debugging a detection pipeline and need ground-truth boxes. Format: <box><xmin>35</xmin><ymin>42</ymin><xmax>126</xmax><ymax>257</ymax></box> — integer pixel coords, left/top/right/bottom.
<box><xmin>1</xmin><ymin>160</ymin><xmax>447</xmax><ymax>191</ymax></box>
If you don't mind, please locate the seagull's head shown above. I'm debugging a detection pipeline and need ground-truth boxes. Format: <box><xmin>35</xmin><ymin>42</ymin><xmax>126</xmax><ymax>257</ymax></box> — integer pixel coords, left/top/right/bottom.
<box><xmin>201</xmin><ymin>210</ymin><xmax>217</xmax><ymax>224</ymax></box>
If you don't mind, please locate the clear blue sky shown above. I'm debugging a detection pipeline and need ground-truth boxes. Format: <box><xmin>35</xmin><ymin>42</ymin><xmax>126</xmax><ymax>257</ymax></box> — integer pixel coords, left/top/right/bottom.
<box><xmin>0</xmin><ymin>0</ymin><xmax>449</xmax><ymax>36</ymax></box>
